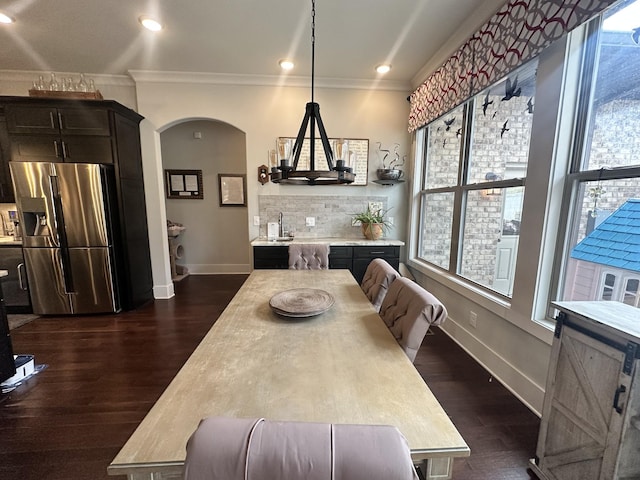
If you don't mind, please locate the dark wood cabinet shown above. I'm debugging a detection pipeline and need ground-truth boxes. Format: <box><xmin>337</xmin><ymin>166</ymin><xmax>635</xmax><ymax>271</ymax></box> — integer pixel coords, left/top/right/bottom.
<box><xmin>328</xmin><ymin>246</ymin><xmax>353</xmax><ymax>270</ymax></box>
<box><xmin>8</xmin><ymin>134</ymin><xmax>114</xmax><ymax>163</ymax></box>
<box><xmin>0</xmin><ymin>96</ymin><xmax>153</xmax><ymax>311</ymax></box>
<box><xmin>253</xmin><ymin>246</ymin><xmax>289</xmax><ymax>269</ymax></box>
<box><xmin>5</xmin><ymin>104</ymin><xmax>111</xmax><ymax>136</ymax></box>
<box><xmin>5</xmin><ymin>103</ymin><xmax>114</xmax><ymax>164</ymax></box>
<box><xmin>0</xmin><ymin>246</ymin><xmax>31</xmax><ymax>314</ymax></box>
<box><xmin>0</xmin><ymin>279</ymin><xmax>16</xmax><ymax>383</ymax></box>
<box><xmin>253</xmin><ymin>244</ymin><xmax>400</xmax><ymax>283</ymax></box>
<box><xmin>352</xmin><ymin>245</ymin><xmax>400</xmax><ymax>284</ymax></box>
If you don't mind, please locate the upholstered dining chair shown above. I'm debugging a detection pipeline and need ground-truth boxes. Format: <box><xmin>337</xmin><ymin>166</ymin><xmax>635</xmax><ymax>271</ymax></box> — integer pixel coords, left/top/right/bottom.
<box><xmin>360</xmin><ymin>258</ymin><xmax>401</xmax><ymax>312</ymax></box>
<box><xmin>184</xmin><ymin>416</ymin><xmax>419</xmax><ymax>480</ymax></box>
<box><xmin>288</xmin><ymin>244</ymin><xmax>330</xmax><ymax>270</ymax></box>
<box><xmin>378</xmin><ymin>277</ymin><xmax>448</xmax><ymax>363</ymax></box>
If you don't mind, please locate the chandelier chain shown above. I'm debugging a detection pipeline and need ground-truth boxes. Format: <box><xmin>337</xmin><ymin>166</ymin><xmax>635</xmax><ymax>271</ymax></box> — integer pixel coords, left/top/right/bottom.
<box><xmin>311</xmin><ymin>0</ymin><xmax>315</xmax><ymax>104</ymax></box>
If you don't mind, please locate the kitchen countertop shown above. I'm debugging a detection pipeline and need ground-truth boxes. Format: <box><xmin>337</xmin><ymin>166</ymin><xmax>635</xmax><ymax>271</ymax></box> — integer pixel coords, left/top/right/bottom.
<box><xmin>0</xmin><ymin>237</ymin><xmax>22</xmax><ymax>246</ymax></box>
<box><xmin>251</xmin><ymin>236</ymin><xmax>404</xmax><ymax>247</ymax></box>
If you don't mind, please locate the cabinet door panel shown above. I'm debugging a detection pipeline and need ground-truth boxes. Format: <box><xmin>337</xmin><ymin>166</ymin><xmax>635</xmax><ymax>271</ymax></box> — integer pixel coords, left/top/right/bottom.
<box><xmin>0</xmin><ymin>247</ymin><xmax>31</xmax><ymax>313</ymax></box>
<box><xmin>253</xmin><ymin>246</ymin><xmax>288</xmax><ymax>269</ymax></box>
<box><xmin>6</xmin><ymin>105</ymin><xmax>58</xmax><ymax>134</ymax></box>
<box><xmin>62</xmin><ymin>136</ymin><xmax>114</xmax><ymax>163</ymax></box>
<box><xmin>58</xmin><ymin>108</ymin><xmax>111</xmax><ymax>136</ymax></box>
<box><xmin>10</xmin><ymin>135</ymin><xmax>61</xmax><ymax>162</ymax></box>
<box><xmin>118</xmin><ymin>178</ymin><xmax>153</xmax><ymax>309</ymax></box>
<box><xmin>328</xmin><ymin>257</ymin><xmax>352</xmax><ymax>270</ymax></box>
<box><xmin>537</xmin><ymin>326</ymin><xmax>627</xmax><ymax>480</ymax></box>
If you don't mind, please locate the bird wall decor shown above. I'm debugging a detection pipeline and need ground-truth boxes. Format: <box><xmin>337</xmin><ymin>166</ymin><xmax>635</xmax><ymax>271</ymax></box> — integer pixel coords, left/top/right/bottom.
<box><xmin>502</xmin><ymin>76</ymin><xmax>521</xmax><ymax>101</ymax></box>
<box><xmin>632</xmin><ymin>26</ymin><xmax>640</xmax><ymax>45</ymax></box>
<box><xmin>500</xmin><ymin>120</ymin><xmax>510</xmax><ymax>138</ymax></box>
<box><xmin>444</xmin><ymin>117</ymin><xmax>455</xmax><ymax>131</ymax></box>
<box><xmin>482</xmin><ymin>91</ymin><xmax>494</xmax><ymax>116</ymax></box>
<box><xmin>526</xmin><ymin>97</ymin><xmax>534</xmax><ymax>114</ymax></box>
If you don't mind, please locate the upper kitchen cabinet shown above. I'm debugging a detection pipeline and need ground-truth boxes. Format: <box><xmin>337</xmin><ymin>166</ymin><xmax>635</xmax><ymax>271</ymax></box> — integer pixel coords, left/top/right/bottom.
<box><xmin>1</xmin><ymin>97</ymin><xmax>126</xmax><ymax>164</ymax></box>
<box><xmin>5</xmin><ymin>104</ymin><xmax>110</xmax><ymax>135</ymax></box>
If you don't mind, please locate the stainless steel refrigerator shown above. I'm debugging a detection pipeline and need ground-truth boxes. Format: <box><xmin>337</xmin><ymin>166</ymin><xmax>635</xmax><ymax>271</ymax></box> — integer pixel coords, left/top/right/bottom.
<box><xmin>10</xmin><ymin>162</ymin><xmax>121</xmax><ymax>315</ymax></box>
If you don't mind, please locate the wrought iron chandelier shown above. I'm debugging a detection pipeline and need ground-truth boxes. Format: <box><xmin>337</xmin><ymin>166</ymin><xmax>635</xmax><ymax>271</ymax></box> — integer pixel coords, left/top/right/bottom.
<box><xmin>270</xmin><ymin>0</ymin><xmax>355</xmax><ymax>185</ymax></box>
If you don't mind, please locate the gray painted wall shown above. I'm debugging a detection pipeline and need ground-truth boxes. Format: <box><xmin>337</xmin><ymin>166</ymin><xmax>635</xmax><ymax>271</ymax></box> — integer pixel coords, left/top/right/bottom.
<box><xmin>161</xmin><ymin>120</ymin><xmax>250</xmax><ymax>273</ymax></box>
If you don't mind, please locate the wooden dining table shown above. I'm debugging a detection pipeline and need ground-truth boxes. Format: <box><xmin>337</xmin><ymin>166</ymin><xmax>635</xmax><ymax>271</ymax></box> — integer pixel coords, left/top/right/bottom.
<box><xmin>108</xmin><ymin>269</ymin><xmax>469</xmax><ymax>479</ymax></box>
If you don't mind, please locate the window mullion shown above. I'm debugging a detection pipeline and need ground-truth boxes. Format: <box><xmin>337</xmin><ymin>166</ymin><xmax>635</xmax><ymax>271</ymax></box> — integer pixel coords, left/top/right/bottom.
<box><xmin>449</xmin><ymin>102</ymin><xmax>473</xmax><ymax>273</ymax></box>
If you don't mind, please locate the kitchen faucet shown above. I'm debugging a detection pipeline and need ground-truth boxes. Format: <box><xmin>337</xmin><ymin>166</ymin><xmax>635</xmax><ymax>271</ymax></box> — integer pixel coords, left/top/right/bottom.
<box><xmin>278</xmin><ymin>212</ymin><xmax>283</xmax><ymax>237</ymax></box>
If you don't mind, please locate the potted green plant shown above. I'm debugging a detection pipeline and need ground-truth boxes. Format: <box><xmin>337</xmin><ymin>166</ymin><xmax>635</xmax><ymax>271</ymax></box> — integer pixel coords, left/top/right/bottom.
<box><xmin>352</xmin><ymin>205</ymin><xmax>393</xmax><ymax>240</ymax></box>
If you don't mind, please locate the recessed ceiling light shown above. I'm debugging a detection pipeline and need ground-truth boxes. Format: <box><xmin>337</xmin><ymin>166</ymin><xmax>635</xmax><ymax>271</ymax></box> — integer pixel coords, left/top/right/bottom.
<box><xmin>279</xmin><ymin>59</ymin><xmax>294</xmax><ymax>71</ymax></box>
<box><xmin>0</xmin><ymin>12</ymin><xmax>15</xmax><ymax>24</ymax></box>
<box><xmin>139</xmin><ymin>16</ymin><xmax>163</xmax><ymax>32</ymax></box>
<box><xmin>375</xmin><ymin>64</ymin><xmax>391</xmax><ymax>74</ymax></box>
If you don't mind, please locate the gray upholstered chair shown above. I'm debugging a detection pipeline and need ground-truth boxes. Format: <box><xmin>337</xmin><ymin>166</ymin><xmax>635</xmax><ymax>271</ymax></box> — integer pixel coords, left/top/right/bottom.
<box><xmin>360</xmin><ymin>258</ymin><xmax>401</xmax><ymax>312</ymax></box>
<box><xmin>184</xmin><ymin>416</ymin><xmax>418</xmax><ymax>480</ymax></box>
<box><xmin>378</xmin><ymin>277</ymin><xmax>448</xmax><ymax>362</ymax></box>
<box><xmin>288</xmin><ymin>244</ymin><xmax>330</xmax><ymax>270</ymax></box>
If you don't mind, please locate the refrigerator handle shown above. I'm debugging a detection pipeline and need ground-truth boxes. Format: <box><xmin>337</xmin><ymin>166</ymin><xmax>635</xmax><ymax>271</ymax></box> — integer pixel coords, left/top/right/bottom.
<box><xmin>50</xmin><ymin>176</ymin><xmax>75</xmax><ymax>294</ymax></box>
<box><xmin>17</xmin><ymin>262</ymin><xmax>28</xmax><ymax>291</ymax></box>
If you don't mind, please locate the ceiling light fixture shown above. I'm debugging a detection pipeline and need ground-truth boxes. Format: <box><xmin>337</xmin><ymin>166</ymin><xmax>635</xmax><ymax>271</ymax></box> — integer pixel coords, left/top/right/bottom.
<box><xmin>0</xmin><ymin>12</ymin><xmax>15</xmax><ymax>24</ymax></box>
<box><xmin>270</xmin><ymin>0</ymin><xmax>355</xmax><ymax>186</ymax></box>
<box><xmin>139</xmin><ymin>16</ymin><xmax>163</xmax><ymax>32</ymax></box>
<box><xmin>279</xmin><ymin>59</ymin><xmax>294</xmax><ymax>71</ymax></box>
<box><xmin>376</xmin><ymin>64</ymin><xmax>391</xmax><ymax>74</ymax></box>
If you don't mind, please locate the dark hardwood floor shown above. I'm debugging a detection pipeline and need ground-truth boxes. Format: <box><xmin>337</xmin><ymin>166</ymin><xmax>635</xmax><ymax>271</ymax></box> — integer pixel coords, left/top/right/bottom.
<box><xmin>0</xmin><ymin>275</ymin><xmax>540</xmax><ymax>480</ymax></box>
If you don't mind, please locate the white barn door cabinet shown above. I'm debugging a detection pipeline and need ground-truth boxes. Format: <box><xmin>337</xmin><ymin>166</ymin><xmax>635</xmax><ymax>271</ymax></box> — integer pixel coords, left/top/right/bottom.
<box><xmin>530</xmin><ymin>301</ymin><xmax>640</xmax><ymax>480</ymax></box>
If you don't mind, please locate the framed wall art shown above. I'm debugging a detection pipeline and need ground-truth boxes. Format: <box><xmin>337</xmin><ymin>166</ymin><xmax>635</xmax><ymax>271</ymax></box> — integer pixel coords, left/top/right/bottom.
<box><xmin>218</xmin><ymin>174</ymin><xmax>247</xmax><ymax>207</ymax></box>
<box><xmin>165</xmin><ymin>169</ymin><xmax>203</xmax><ymax>199</ymax></box>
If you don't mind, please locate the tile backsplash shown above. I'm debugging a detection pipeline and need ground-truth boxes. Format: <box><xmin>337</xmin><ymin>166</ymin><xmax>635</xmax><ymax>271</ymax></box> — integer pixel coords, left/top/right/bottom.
<box><xmin>258</xmin><ymin>195</ymin><xmax>388</xmax><ymax>238</ymax></box>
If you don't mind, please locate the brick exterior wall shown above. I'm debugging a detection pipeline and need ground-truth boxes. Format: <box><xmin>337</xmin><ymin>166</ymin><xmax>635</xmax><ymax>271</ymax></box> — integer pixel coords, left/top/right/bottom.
<box><xmin>420</xmin><ymin>94</ymin><xmax>532</xmax><ymax>292</ymax></box>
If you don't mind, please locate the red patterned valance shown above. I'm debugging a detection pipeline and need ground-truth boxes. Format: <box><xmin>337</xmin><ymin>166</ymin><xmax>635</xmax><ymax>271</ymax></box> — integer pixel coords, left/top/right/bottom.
<box><xmin>408</xmin><ymin>0</ymin><xmax>618</xmax><ymax>132</ymax></box>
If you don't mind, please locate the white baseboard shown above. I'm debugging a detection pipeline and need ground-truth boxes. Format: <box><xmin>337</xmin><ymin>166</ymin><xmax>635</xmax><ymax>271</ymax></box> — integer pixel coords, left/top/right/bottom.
<box><xmin>438</xmin><ymin>318</ymin><xmax>545</xmax><ymax>417</ymax></box>
<box><xmin>185</xmin><ymin>264</ymin><xmax>251</xmax><ymax>274</ymax></box>
<box><xmin>153</xmin><ymin>282</ymin><xmax>175</xmax><ymax>299</ymax></box>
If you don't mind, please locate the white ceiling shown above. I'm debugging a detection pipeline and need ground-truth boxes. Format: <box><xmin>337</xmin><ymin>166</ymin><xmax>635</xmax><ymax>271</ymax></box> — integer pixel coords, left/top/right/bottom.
<box><xmin>0</xmin><ymin>0</ymin><xmax>506</xmax><ymax>88</ymax></box>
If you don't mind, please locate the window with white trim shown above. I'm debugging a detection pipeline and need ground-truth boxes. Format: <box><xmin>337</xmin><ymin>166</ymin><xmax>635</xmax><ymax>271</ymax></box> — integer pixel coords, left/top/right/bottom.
<box><xmin>415</xmin><ymin>59</ymin><xmax>537</xmax><ymax>298</ymax></box>
<box><xmin>556</xmin><ymin>0</ymin><xmax>640</xmax><ymax>309</ymax></box>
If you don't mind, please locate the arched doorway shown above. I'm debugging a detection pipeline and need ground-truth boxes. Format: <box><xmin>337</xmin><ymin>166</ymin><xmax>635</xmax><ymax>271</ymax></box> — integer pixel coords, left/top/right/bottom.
<box><xmin>159</xmin><ymin>119</ymin><xmax>250</xmax><ymax>278</ymax></box>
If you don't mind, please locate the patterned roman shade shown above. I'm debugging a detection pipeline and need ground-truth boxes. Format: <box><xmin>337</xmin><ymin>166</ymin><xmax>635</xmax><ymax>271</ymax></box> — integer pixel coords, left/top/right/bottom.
<box><xmin>408</xmin><ymin>0</ymin><xmax>619</xmax><ymax>132</ymax></box>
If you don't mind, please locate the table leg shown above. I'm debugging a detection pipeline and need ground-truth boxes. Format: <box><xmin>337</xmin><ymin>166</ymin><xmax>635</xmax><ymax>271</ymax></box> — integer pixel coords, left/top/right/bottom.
<box><xmin>416</xmin><ymin>457</ymin><xmax>453</xmax><ymax>480</ymax></box>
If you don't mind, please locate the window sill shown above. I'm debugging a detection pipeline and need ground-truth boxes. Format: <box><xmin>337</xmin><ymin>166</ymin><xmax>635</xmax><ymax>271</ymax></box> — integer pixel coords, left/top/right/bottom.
<box><xmin>408</xmin><ymin>258</ymin><xmax>554</xmax><ymax>345</ymax></box>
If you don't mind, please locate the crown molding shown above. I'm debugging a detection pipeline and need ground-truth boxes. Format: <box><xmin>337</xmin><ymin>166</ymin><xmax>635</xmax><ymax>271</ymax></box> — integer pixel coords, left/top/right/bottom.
<box><xmin>128</xmin><ymin>70</ymin><xmax>411</xmax><ymax>92</ymax></box>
